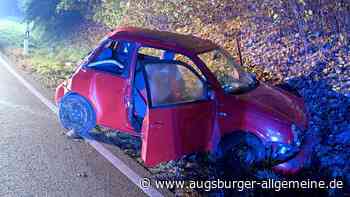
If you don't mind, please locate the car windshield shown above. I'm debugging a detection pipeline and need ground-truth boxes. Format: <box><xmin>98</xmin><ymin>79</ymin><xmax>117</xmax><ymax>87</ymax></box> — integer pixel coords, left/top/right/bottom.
<box><xmin>198</xmin><ymin>48</ymin><xmax>258</xmax><ymax>94</ymax></box>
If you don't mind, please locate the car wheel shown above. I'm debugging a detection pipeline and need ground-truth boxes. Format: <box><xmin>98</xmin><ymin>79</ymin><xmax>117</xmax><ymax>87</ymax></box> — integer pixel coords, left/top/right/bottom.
<box><xmin>59</xmin><ymin>93</ymin><xmax>96</xmax><ymax>135</ymax></box>
<box><xmin>220</xmin><ymin>132</ymin><xmax>266</xmax><ymax>174</ymax></box>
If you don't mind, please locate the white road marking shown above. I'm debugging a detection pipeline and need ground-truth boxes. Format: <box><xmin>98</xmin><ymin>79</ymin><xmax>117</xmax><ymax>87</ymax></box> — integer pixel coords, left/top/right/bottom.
<box><xmin>0</xmin><ymin>55</ymin><xmax>163</xmax><ymax>197</ymax></box>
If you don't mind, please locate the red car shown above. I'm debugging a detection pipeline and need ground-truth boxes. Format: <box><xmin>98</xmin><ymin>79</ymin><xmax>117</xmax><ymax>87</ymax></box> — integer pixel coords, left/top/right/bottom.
<box><xmin>55</xmin><ymin>27</ymin><xmax>313</xmax><ymax>174</ymax></box>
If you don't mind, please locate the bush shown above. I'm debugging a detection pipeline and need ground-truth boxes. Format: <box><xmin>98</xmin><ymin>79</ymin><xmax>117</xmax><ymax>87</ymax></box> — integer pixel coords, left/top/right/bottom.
<box><xmin>0</xmin><ymin>19</ymin><xmax>26</xmax><ymax>48</ymax></box>
<box><xmin>19</xmin><ymin>0</ymin><xmax>86</xmax><ymax>38</ymax></box>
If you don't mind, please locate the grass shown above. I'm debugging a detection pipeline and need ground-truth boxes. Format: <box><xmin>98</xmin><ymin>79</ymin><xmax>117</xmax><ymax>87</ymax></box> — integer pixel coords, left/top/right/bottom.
<box><xmin>29</xmin><ymin>42</ymin><xmax>90</xmax><ymax>83</ymax></box>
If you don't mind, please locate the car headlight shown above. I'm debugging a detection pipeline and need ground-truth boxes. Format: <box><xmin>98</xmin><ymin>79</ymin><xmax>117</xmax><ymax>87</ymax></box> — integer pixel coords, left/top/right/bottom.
<box><xmin>270</xmin><ymin>142</ymin><xmax>300</xmax><ymax>164</ymax></box>
<box><xmin>266</xmin><ymin>124</ymin><xmax>304</xmax><ymax>165</ymax></box>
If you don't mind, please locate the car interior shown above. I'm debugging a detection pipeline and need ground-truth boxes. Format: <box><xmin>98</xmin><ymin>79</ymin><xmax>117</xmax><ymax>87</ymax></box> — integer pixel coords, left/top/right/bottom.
<box><xmin>88</xmin><ymin>41</ymin><xmax>131</xmax><ymax>75</ymax></box>
<box><xmin>90</xmin><ymin>42</ymin><xmax>202</xmax><ymax>131</ymax></box>
<box><xmin>131</xmin><ymin>49</ymin><xmax>176</xmax><ymax>131</ymax></box>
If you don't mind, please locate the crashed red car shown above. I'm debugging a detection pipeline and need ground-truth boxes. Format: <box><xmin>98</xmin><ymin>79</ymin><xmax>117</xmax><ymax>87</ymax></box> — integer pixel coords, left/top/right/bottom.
<box><xmin>55</xmin><ymin>27</ymin><xmax>313</xmax><ymax>174</ymax></box>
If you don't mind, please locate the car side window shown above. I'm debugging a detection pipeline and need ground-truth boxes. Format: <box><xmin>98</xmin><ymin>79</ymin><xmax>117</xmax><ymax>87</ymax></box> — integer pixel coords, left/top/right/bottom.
<box><xmin>138</xmin><ymin>47</ymin><xmax>205</xmax><ymax>80</ymax></box>
<box><xmin>144</xmin><ymin>61</ymin><xmax>207</xmax><ymax>107</ymax></box>
<box><xmin>87</xmin><ymin>40</ymin><xmax>134</xmax><ymax>76</ymax></box>
<box><xmin>175</xmin><ymin>54</ymin><xmax>206</xmax><ymax>80</ymax></box>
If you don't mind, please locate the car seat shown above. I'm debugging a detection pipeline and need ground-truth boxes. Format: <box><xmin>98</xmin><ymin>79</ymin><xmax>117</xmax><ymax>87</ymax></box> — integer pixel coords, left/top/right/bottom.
<box><xmin>133</xmin><ymin>62</ymin><xmax>147</xmax><ymax>123</ymax></box>
<box><xmin>114</xmin><ymin>42</ymin><xmax>130</xmax><ymax>64</ymax></box>
<box><xmin>161</xmin><ymin>51</ymin><xmax>186</xmax><ymax>102</ymax></box>
<box><xmin>132</xmin><ymin>51</ymin><xmax>177</xmax><ymax>122</ymax></box>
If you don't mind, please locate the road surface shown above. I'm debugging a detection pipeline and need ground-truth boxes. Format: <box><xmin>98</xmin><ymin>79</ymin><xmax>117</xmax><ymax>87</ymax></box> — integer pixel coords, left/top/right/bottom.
<box><xmin>0</xmin><ymin>56</ymin><xmax>153</xmax><ymax>196</ymax></box>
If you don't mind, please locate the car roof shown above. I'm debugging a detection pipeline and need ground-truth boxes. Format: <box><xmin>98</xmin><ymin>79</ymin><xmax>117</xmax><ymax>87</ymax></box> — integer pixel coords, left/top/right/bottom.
<box><xmin>109</xmin><ymin>26</ymin><xmax>218</xmax><ymax>54</ymax></box>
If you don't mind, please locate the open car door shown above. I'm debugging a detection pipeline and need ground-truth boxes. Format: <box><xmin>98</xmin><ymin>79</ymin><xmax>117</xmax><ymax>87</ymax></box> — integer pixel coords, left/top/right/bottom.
<box><xmin>141</xmin><ymin>60</ymin><xmax>216</xmax><ymax>166</ymax></box>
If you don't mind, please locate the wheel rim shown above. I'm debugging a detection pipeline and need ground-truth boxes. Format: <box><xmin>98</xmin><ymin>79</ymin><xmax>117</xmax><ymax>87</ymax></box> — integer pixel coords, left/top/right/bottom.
<box><xmin>231</xmin><ymin>144</ymin><xmax>257</xmax><ymax>167</ymax></box>
<box><xmin>60</xmin><ymin>97</ymin><xmax>90</xmax><ymax>132</ymax></box>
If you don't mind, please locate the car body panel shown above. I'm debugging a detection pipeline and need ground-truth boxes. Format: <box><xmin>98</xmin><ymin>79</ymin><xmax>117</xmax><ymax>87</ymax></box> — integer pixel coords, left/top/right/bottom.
<box><xmin>70</xmin><ymin>68</ymin><xmax>134</xmax><ymax>132</ymax></box>
<box><xmin>217</xmin><ymin>82</ymin><xmax>306</xmax><ymax>143</ymax></box>
<box><xmin>141</xmin><ymin>101</ymin><xmax>216</xmax><ymax>166</ymax></box>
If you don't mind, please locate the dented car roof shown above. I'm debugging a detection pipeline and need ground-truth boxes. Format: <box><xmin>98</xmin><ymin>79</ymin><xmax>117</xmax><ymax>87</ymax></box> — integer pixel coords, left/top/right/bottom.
<box><xmin>109</xmin><ymin>26</ymin><xmax>218</xmax><ymax>54</ymax></box>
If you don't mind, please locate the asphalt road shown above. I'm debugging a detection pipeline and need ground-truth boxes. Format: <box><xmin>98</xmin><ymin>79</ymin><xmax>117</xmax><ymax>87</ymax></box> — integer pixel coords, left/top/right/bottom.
<box><xmin>0</xmin><ymin>57</ymin><xmax>149</xmax><ymax>196</ymax></box>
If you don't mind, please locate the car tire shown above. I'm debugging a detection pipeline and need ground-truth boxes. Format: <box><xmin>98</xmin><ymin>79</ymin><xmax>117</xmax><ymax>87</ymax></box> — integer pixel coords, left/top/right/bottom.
<box><xmin>220</xmin><ymin>132</ymin><xmax>266</xmax><ymax>175</ymax></box>
<box><xmin>59</xmin><ymin>93</ymin><xmax>96</xmax><ymax>135</ymax></box>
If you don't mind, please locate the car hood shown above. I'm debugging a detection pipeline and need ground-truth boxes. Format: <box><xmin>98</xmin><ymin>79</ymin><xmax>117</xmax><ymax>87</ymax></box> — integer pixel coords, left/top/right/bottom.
<box><xmin>238</xmin><ymin>82</ymin><xmax>306</xmax><ymax>126</ymax></box>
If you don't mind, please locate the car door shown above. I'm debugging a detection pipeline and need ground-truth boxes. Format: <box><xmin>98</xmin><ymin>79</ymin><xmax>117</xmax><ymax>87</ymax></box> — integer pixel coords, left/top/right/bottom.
<box><xmin>140</xmin><ymin>60</ymin><xmax>217</xmax><ymax>166</ymax></box>
<box><xmin>82</xmin><ymin>40</ymin><xmax>136</xmax><ymax>132</ymax></box>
